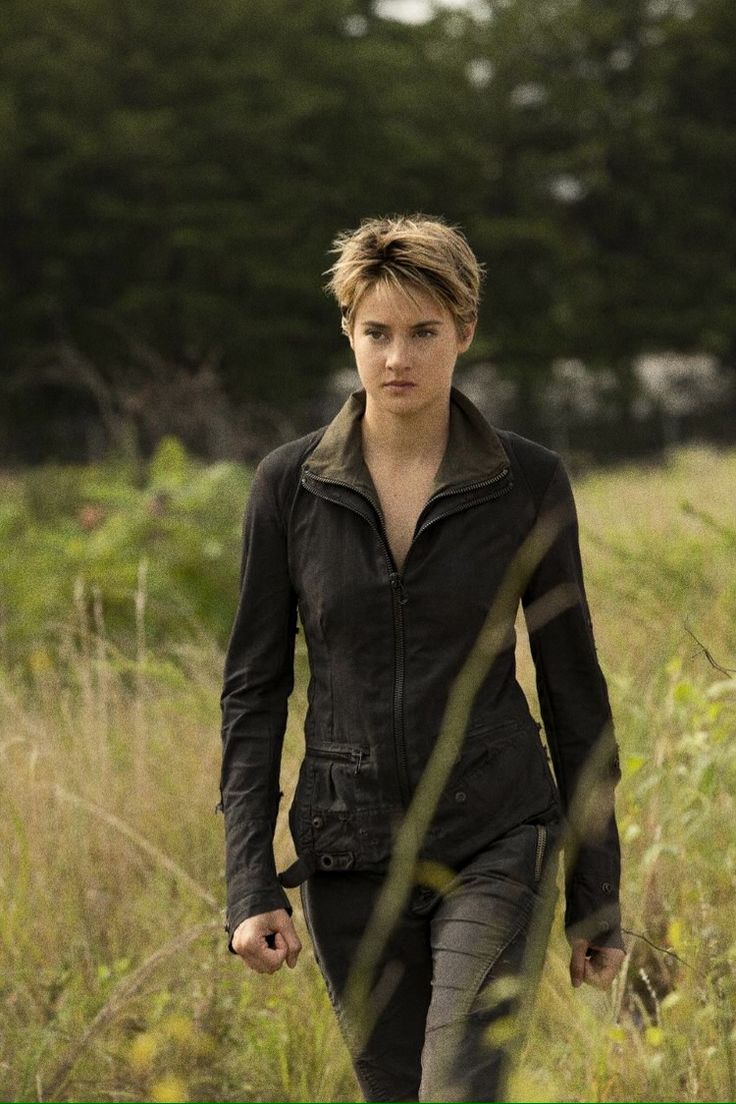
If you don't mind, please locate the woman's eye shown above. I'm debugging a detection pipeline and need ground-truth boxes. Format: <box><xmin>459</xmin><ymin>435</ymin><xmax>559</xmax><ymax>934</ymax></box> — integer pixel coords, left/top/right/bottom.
<box><xmin>362</xmin><ymin>328</ymin><xmax>436</xmax><ymax>341</ymax></box>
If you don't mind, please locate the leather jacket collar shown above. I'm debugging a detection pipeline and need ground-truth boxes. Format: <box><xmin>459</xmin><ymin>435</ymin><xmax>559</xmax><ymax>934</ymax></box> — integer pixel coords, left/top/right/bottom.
<box><xmin>303</xmin><ymin>386</ymin><xmax>510</xmax><ymax>497</ymax></box>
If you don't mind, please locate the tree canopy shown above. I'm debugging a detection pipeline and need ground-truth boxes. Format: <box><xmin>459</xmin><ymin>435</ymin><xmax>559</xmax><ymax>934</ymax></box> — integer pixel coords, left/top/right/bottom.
<box><xmin>1</xmin><ymin>0</ymin><xmax>734</xmax><ymax>458</ymax></box>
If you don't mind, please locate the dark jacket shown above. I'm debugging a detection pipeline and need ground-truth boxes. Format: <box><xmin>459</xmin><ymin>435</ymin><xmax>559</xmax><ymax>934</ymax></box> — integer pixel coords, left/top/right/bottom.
<box><xmin>219</xmin><ymin>387</ymin><xmax>624</xmax><ymax>953</ymax></box>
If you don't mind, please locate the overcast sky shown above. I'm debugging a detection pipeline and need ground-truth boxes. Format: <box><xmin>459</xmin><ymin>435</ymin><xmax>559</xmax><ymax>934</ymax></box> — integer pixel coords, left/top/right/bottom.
<box><xmin>376</xmin><ymin>0</ymin><xmax>478</xmax><ymax>24</ymax></box>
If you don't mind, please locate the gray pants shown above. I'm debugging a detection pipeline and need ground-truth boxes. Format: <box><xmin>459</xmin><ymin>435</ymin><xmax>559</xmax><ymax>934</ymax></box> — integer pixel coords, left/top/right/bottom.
<box><xmin>300</xmin><ymin>818</ymin><xmax>561</xmax><ymax>1103</ymax></box>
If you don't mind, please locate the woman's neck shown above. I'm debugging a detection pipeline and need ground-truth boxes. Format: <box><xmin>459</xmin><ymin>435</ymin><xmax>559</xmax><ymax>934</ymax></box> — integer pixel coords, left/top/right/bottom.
<box><xmin>361</xmin><ymin>394</ymin><xmax>450</xmax><ymax>468</ymax></box>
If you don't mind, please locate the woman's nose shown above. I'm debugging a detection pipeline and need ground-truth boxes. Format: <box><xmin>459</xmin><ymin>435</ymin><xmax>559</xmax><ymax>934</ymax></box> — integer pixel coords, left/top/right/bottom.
<box><xmin>384</xmin><ymin>338</ymin><xmax>412</xmax><ymax>369</ymax></box>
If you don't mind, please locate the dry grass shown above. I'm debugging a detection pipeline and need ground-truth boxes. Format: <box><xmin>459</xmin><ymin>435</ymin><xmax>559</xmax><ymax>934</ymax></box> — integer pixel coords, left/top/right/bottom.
<box><xmin>1</xmin><ymin>443</ymin><xmax>735</xmax><ymax>1102</ymax></box>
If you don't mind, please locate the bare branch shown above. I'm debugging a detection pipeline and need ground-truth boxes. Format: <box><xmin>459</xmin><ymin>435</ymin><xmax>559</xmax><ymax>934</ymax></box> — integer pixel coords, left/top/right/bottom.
<box><xmin>684</xmin><ymin>623</ymin><xmax>736</xmax><ymax>678</ymax></box>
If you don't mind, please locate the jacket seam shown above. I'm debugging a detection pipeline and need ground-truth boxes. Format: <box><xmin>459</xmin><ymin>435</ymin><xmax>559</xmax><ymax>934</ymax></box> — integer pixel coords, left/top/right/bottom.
<box><xmin>285</xmin><ymin>431</ymin><xmax>326</xmax><ymax>527</ymax></box>
<box><xmin>497</xmin><ymin>430</ymin><xmax>561</xmax><ymax>521</ymax></box>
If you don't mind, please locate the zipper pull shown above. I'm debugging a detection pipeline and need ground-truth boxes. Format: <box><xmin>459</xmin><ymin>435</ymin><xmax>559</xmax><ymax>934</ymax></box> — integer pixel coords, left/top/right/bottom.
<box><xmin>389</xmin><ymin>572</ymin><xmax>408</xmax><ymax>605</ymax></box>
<box><xmin>353</xmin><ymin>749</ymin><xmax>364</xmax><ymax>775</ymax></box>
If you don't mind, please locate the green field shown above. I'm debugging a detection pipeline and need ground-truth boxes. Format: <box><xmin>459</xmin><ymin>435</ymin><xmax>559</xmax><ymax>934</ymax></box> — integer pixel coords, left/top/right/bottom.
<box><xmin>1</xmin><ymin>444</ymin><xmax>735</xmax><ymax>1103</ymax></box>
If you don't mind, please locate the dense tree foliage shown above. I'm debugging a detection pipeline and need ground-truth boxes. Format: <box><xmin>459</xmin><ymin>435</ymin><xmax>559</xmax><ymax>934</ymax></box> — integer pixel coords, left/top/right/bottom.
<box><xmin>0</xmin><ymin>0</ymin><xmax>733</xmax><ymax>458</ymax></box>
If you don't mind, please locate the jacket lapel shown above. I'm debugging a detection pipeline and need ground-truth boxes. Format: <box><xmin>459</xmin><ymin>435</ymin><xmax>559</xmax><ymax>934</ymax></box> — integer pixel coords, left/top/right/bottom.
<box><xmin>303</xmin><ymin>386</ymin><xmax>509</xmax><ymax>500</ymax></box>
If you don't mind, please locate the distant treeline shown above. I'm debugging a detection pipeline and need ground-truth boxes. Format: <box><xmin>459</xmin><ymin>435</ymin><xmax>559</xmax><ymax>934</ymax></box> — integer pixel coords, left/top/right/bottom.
<box><xmin>1</xmin><ymin>0</ymin><xmax>735</xmax><ymax>463</ymax></box>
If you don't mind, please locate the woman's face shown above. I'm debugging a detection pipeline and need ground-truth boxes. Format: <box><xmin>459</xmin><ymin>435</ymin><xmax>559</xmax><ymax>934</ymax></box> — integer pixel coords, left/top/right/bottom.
<box><xmin>348</xmin><ymin>282</ymin><xmax>475</xmax><ymax>418</ymax></box>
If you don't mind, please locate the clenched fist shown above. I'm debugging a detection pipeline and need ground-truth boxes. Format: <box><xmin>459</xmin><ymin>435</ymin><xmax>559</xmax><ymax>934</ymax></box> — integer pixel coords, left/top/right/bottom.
<box><xmin>231</xmin><ymin>909</ymin><xmax>302</xmax><ymax>974</ymax></box>
<box><xmin>569</xmin><ymin>937</ymin><xmax>626</xmax><ymax>990</ymax></box>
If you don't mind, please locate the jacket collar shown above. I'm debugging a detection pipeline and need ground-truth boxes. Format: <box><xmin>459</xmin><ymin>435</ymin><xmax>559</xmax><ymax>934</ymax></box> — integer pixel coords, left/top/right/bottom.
<box><xmin>303</xmin><ymin>386</ymin><xmax>509</xmax><ymax>498</ymax></box>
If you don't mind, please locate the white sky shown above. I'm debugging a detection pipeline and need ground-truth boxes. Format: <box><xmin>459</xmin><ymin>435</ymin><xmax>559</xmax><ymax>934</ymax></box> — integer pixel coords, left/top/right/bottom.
<box><xmin>375</xmin><ymin>0</ymin><xmax>476</xmax><ymax>24</ymax></box>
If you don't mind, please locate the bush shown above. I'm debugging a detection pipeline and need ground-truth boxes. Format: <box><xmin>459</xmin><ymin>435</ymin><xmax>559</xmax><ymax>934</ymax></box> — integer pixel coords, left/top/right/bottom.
<box><xmin>0</xmin><ymin>437</ymin><xmax>252</xmax><ymax>670</ymax></box>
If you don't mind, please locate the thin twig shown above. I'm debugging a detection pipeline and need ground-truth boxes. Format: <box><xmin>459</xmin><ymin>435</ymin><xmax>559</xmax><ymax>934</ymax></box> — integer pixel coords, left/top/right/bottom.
<box><xmin>684</xmin><ymin>623</ymin><xmax>736</xmax><ymax>678</ymax></box>
<box><xmin>621</xmin><ymin>926</ymin><xmax>693</xmax><ymax>970</ymax></box>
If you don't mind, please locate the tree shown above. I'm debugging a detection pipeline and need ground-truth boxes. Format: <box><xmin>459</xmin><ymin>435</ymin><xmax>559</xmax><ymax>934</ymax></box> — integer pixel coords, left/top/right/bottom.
<box><xmin>463</xmin><ymin>0</ymin><xmax>736</xmax><ymax>415</ymax></box>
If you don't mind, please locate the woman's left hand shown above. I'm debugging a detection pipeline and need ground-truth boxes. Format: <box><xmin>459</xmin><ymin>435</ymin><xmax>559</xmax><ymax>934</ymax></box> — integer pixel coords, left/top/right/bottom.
<box><xmin>569</xmin><ymin>938</ymin><xmax>626</xmax><ymax>989</ymax></box>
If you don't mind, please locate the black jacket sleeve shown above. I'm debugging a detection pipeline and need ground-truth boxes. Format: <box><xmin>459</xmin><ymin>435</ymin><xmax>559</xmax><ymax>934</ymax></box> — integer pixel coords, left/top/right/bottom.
<box><xmin>219</xmin><ymin>454</ymin><xmax>297</xmax><ymax>953</ymax></box>
<box><xmin>521</xmin><ymin>458</ymin><xmax>624</xmax><ymax>950</ymax></box>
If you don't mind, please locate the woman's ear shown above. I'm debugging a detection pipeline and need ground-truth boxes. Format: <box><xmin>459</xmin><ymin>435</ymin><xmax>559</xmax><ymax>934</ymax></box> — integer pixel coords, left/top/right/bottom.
<box><xmin>341</xmin><ymin>306</ymin><xmax>354</xmax><ymax>348</ymax></box>
<box><xmin>458</xmin><ymin>319</ymin><xmax>477</xmax><ymax>353</ymax></box>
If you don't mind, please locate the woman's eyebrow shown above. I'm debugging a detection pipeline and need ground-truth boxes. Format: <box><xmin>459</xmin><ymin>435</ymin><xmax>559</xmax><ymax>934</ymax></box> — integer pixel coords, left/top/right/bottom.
<box><xmin>361</xmin><ymin>319</ymin><xmax>443</xmax><ymax>328</ymax></box>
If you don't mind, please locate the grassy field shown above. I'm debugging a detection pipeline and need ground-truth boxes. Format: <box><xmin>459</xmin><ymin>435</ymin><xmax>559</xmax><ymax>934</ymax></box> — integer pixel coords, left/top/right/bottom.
<box><xmin>1</xmin><ymin>444</ymin><xmax>735</xmax><ymax>1103</ymax></box>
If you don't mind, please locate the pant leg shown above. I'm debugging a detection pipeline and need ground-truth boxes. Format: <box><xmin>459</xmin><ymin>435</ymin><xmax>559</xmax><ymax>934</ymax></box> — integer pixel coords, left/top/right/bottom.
<box><xmin>420</xmin><ymin>820</ymin><xmax>561</xmax><ymax>1103</ymax></box>
<box><xmin>300</xmin><ymin>871</ymin><xmax>434</xmax><ymax>1103</ymax></box>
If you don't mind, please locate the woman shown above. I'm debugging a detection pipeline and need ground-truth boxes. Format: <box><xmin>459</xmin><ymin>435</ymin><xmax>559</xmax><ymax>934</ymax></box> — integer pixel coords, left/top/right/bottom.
<box><xmin>219</xmin><ymin>215</ymin><xmax>625</xmax><ymax>1102</ymax></box>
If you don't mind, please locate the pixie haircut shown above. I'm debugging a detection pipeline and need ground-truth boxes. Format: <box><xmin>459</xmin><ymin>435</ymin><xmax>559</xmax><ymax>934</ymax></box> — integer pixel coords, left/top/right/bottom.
<box><xmin>324</xmin><ymin>214</ymin><xmax>485</xmax><ymax>337</ymax></box>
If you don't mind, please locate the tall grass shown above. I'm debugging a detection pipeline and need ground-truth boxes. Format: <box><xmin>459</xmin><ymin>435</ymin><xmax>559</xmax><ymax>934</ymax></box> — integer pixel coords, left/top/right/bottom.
<box><xmin>1</xmin><ymin>444</ymin><xmax>735</xmax><ymax>1102</ymax></box>
<box><xmin>0</xmin><ymin>597</ymin><xmax>356</xmax><ymax>1102</ymax></box>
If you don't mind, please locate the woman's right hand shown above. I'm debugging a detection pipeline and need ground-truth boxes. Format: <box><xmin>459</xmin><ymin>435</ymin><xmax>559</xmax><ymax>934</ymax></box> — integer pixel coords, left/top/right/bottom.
<box><xmin>230</xmin><ymin>909</ymin><xmax>302</xmax><ymax>974</ymax></box>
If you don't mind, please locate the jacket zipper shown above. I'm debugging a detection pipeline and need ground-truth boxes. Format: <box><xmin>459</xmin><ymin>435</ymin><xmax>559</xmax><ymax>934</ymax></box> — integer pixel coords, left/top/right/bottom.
<box><xmin>534</xmin><ymin>823</ymin><xmax>547</xmax><ymax>882</ymax></box>
<box><xmin>306</xmin><ymin>742</ymin><xmax>368</xmax><ymax>775</ymax></box>
<box><xmin>300</xmin><ymin>466</ymin><xmax>512</xmax><ymax>809</ymax></box>
<box><xmin>413</xmin><ymin>469</ymin><xmax>512</xmax><ymax>543</ymax></box>
<box><xmin>388</xmin><ymin>570</ymin><xmax>410</xmax><ymax>803</ymax></box>
<box><xmin>389</xmin><ymin>469</ymin><xmax>512</xmax><ymax>807</ymax></box>
<box><xmin>301</xmin><ymin>471</ymin><xmax>413</xmax><ymax>805</ymax></box>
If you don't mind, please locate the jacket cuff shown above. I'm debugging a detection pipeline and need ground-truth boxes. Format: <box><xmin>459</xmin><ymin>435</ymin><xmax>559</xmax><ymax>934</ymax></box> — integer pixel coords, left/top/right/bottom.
<box><xmin>564</xmin><ymin>875</ymin><xmax>624</xmax><ymax>949</ymax></box>
<box><xmin>224</xmin><ymin>885</ymin><xmax>293</xmax><ymax>955</ymax></box>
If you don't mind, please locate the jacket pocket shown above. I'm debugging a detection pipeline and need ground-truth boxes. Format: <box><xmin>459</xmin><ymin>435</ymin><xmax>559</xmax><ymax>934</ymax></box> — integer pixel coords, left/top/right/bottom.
<box><xmin>468</xmin><ymin>717</ymin><xmax>558</xmax><ymax>805</ymax></box>
<box><xmin>289</xmin><ymin>743</ymin><xmax>395</xmax><ymax>868</ymax></box>
<box><xmin>453</xmin><ymin>718</ymin><xmax>520</xmax><ymax>783</ymax></box>
<box><xmin>305</xmin><ymin>741</ymin><xmax>370</xmax><ymax>775</ymax></box>
<box><xmin>427</xmin><ymin>717</ymin><xmax>560</xmax><ymax>868</ymax></box>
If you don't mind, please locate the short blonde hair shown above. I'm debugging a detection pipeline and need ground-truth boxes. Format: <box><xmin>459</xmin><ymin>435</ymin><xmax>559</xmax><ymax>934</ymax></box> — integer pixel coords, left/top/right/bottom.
<box><xmin>324</xmin><ymin>214</ymin><xmax>484</xmax><ymax>337</ymax></box>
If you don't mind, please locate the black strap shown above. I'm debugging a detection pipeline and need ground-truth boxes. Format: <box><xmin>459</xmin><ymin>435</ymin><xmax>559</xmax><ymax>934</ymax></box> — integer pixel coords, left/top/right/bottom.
<box><xmin>278</xmin><ymin>854</ymin><xmax>317</xmax><ymax>888</ymax></box>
